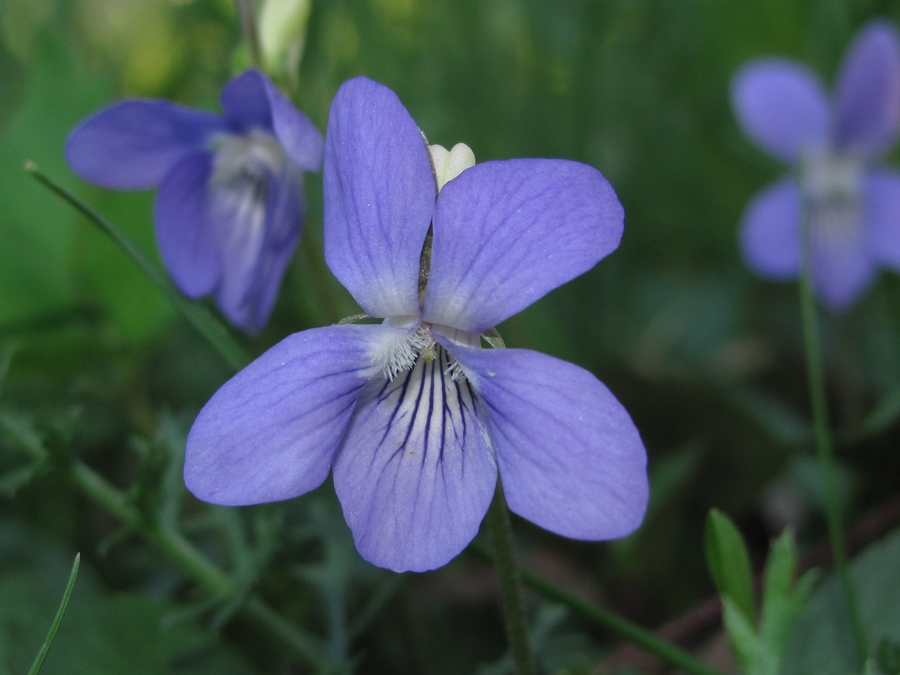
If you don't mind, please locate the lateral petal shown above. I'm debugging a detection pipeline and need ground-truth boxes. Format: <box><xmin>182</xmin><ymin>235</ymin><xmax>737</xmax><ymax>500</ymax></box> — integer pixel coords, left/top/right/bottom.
<box><xmin>738</xmin><ymin>178</ymin><xmax>802</xmax><ymax>280</ymax></box>
<box><xmin>866</xmin><ymin>169</ymin><xmax>900</xmax><ymax>268</ymax></box>
<box><xmin>442</xmin><ymin>338</ymin><xmax>648</xmax><ymax>541</ymax></box>
<box><xmin>332</xmin><ymin>347</ymin><xmax>497</xmax><ymax>572</ymax></box>
<box><xmin>834</xmin><ymin>21</ymin><xmax>900</xmax><ymax>156</ymax></box>
<box><xmin>184</xmin><ymin>324</ymin><xmax>399</xmax><ymax>505</ymax></box>
<box><xmin>423</xmin><ymin>159</ymin><xmax>623</xmax><ymax>333</ymax></box>
<box><xmin>323</xmin><ymin>76</ymin><xmax>435</xmax><ymax>318</ymax></box>
<box><xmin>731</xmin><ymin>60</ymin><xmax>829</xmax><ymax>162</ymax></box>
<box><xmin>66</xmin><ymin>100</ymin><xmax>226</xmax><ymax>190</ymax></box>
<box><xmin>153</xmin><ymin>152</ymin><xmax>220</xmax><ymax>298</ymax></box>
<box><xmin>213</xmin><ymin>163</ymin><xmax>303</xmax><ymax>332</ymax></box>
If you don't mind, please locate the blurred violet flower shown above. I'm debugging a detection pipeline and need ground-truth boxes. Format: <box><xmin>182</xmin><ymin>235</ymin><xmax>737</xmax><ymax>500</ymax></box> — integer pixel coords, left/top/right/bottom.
<box><xmin>733</xmin><ymin>20</ymin><xmax>900</xmax><ymax>310</ymax></box>
<box><xmin>184</xmin><ymin>76</ymin><xmax>649</xmax><ymax>572</ymax></box>
<box><xmin>66</xmin><ymin>70</ymin><xmax>323</xmax><ymax>332</ymax></box>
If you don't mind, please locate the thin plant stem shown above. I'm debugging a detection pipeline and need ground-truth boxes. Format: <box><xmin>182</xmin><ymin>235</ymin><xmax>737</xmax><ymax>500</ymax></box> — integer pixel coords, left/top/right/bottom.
<box><xmin>25</xmin><ymin>163</ymin><xmax>251</xmax><ymax>372</ymax></box>
<box><xmin>484</xmin><ymin>479</ymin><xmax>534</xmax><ymax>675</ymax></box>
<box><xmin>236</xmin><ymin>0</ymin><xmax>263</xmax><ymax>70</ymax></box>
<box><xmin>27</xmin><ymin>553</ymin><xmax>80</xmax><ymax>675</ymax></box>
<box><xmin>797</xmin><ymin>194</ymin><xmax>867</xmax><ymax>665</ymax></box>
<box><xmin>68</xmin><ymin>459</ymin><xmax>326</xmax><ymax>670</ymax></box>
<box><xmin>470</xmin><ymin>543</ymin><xmax>727</xmax><ymax>675</ymax></box>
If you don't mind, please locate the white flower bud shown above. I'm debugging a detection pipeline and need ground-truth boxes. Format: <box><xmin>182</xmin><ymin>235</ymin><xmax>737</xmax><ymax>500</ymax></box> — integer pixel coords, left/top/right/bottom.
<box><xmin>258</xmin><ymin>0</ymin><xmax>312</xmax><ymax>77</ymax></box>
<box><xmin>428</xmin><ymin>142</ymin><xmax>476</xmax><ymax>192</ymax></box>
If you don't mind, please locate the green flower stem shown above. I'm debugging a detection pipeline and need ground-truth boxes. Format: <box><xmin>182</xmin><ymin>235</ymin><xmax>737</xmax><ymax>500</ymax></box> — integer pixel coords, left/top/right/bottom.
<box><xmin>485</xmin><ymin>479</ymin><xmax>534</xmax><ymax>675</ymax></box>
<box><xmin>797</xmin><ymin>223</ymin><xmax>868</xmax><ymax>664</ymax></box>
<box><xmin>68</xmin><ymin>459</ymin><xmax>326</xmax><ymax>670</ymax></box>
<box><xmin>236</xmin><ymin>0</ymin><xmax>263</xmax><ymax>70</ymax></box>
<box><xmin>470</xmin><ymin>544</ymin><xmax>726</xmax><ymax>675</ymax></box>
<box><xmin>25</xmin><ymin>163</ymin><xmax>252</xmax><ymax>372</ymax></box>
<box><xmin>28</xmin><ymin>553</ymin><xmax>80</xmax><ymax>675</ymax></box>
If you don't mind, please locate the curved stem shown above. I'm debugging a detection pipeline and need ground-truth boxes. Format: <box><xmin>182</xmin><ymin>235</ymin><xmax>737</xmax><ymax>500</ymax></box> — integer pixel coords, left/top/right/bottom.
<box><xmin>485</xmin><ymin>479</ymin><xmax>534</xmax><ymax>675</ymax></box>
<box><xmin>68</xmin><ymin>460</ymin><xmax>326</xmax><ymax>670</ymax></box>
<box><xmin>469</xmin><ymin>543</ymin><xmax>727</xmax><ymax>675</ymax></box>
<box><xmin>797</xmin><ymin>195</ymin><xmax>867</xmax><ymax>665</ymax></box>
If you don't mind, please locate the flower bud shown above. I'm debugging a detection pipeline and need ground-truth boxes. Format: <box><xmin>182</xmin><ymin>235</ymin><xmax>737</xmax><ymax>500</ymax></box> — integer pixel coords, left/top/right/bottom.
<box><xmin>259</xmin><ymin>0</ymin><xmax>312</xmax><ymax>78</ymax></box>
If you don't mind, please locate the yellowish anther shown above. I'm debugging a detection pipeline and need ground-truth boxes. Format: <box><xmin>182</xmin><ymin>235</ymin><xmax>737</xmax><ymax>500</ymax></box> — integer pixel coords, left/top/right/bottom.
<box><xmin>428</xmin><ymin>142</ymin><xmax>476</xmax><ymax>192</ymax></box>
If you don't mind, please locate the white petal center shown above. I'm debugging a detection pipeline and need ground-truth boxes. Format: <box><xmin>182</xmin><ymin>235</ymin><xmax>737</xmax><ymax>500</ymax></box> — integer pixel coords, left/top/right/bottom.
<box><xmin>800</xmin><ymin>146</ymin><xmax>864</xmax><ymax>246</ymax></box>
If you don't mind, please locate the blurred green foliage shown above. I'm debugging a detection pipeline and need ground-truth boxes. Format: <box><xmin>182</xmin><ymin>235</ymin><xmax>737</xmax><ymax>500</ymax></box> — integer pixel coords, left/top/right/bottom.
<box><xmin>2</xmin><ymin>0</ymin><xmax>900</xmax><ymax>673</ymax></box>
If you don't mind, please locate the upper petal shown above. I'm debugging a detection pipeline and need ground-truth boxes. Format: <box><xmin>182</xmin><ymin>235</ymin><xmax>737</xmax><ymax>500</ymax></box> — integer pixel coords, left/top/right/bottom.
<box><xmin>738</xmin><ymin>177</ymin><xmax>802</xmax><ymax>280</ymax></box>
<box><xmin>153</xmin><ymin>152</ymin><xmax>220</xmax><ymax>298</ymax></box>
<box><xmin>834</xmin><ymin>21</ymin><xmax>900</xmax><ymax>156</ymax></box>
<box><xmin>332</xmin><ymin>346</ymin><xmax>497</xmax><ymax>572</ymax></box>
<box><xmin>323</xmin><ymin>76</ymin><xmax>436</xmax><ymax>318</ymax></box>
<box><xmin>220</xmin><ymin>70</ymin><xmax>323</xmax><ymax>171</ymax></box>
<box><xmin>184</xmin><ymin>324</ymin><xmax>403</xmax><ymax>506</ymax></box>
<box><xmin>422</xmin><ymin>159</ymin><xmax>624</xmax><ymax>333</ymax></box>
<box><xmin>65</xmin><ymin>100</ymin><xmax>227</xmax><ymax>189</ymax></box>
<box><xmin>441</xmin><ymin>336</ymin><xmax>648</xmax><ymax>541</ymax></box>
<box><xmin>865</xmin><ymin>169</ymin><xmax>900</xmax><ymax>268</ymax></box>
<box><xmin>213</xmin><ymin>163</ymin><xmax>304</xmax><ymax>333</ymax></box>
<box><xmin>731</xmin><ymin>60</ymin><xmax>830</xmax><ymax>162</ymax></box>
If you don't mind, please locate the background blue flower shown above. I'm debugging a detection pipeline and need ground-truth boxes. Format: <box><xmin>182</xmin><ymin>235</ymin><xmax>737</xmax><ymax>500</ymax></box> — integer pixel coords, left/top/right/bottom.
<box><xmin>66</xmin><ymin>69</ymin><xmax>323</xmax><ymax>332</ymax></box>
<box><xmin>733</xmin><ymin>21</ymin><xmax>900</xmax><ymax>310</ymax></box>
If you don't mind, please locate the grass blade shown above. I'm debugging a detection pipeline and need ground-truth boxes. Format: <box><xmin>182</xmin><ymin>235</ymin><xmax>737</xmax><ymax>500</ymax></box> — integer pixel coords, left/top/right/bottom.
<box><xmin>25</xmin><ymin>162</ymin><xmax>251</xmax><ymax>371</ymax></box>
<box><xmin>27</xmin><ymin>553</ymin><xmax>80</xmax><ymax>675</ymax></box>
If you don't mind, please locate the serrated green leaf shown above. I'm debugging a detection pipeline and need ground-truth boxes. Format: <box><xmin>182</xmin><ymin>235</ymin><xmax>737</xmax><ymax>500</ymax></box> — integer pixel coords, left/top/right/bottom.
<box><xmin>705</xmin><ymin>508</ymin><xmax>757</xmax><ymax>625</ymax></box>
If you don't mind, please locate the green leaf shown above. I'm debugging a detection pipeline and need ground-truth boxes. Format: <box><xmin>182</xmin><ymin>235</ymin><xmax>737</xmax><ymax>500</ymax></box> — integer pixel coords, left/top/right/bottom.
<box><xmin>722</xmin><ymin>595</ymin><xmax>775</xmax><ymax>675</ymax></box>
<box><xmin>758</xmin><ymin>530</ymin><xmax>815</xmax><ymax>657</ymax></box>
<box><xmin>878</xmin><ymin>636</ymin><xmax>900</xmax><ymax>675</ymax></box>
<box><xmin>782</xmin><ymin>528</ymin><xmax>900</xmax><ymax>675</ymax></box>
<box><xmin>704</xmin><ymin>508</ymin><xmax>757</xmax><ymax>625</ymax></box>
<box><xmin>0</xmin><ymin>411</ymin><xmax>48</xmax><ymax>496</ymax></box>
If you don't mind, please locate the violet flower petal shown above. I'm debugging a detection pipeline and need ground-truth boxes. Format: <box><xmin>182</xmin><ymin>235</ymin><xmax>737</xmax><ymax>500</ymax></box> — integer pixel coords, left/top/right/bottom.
<box><xmin>732</xmin><ymin>60</ymin><xmax>830</xmax><ymax>162</ymax></box>
<box><xmin>221</xmin><ymin>70</ymin><xmax>323</xmax><ymax>171</ymax></box>
<box><xmin>184</xmin><ymin>324</ymin><xmax>399</xmax><ymax>505</ymax></box>
<box><xmin>866</xmin><ymin>169</ymin><xmax>900</xmax><ymax>268</ymax></box>
<box><xmin>441</xmin><ymin>336</ymin><xmax>648</xmax><ymax>541</ymax></box>
<box><xmin>332</xmin><ymin>348</ymin><xmax>497</xmax><ymax>572</ymax></box>
<box><xmin>323</xmin><ymin>76</ymin><xmax>435</xmax><ymax>318</ymax></box>
<box><xmin>834</xmin><ymin>21</ymin><xmax>900</xmax><ymax>156</ymax></box>
<box><xmin>810</xmin><ymin>206</ymin><xmax>874</xmax><ymax>311</ymax></box>
<box><xmin>153</xmin><ymin>152</ymin><xmax>220</xmax><ymax>298</ymax></box>
<box><xmin>213</xmin><ymin>164</ymin><xmax>303</xmax><ymax>332</ymax></box>
<box><xmin>423</xmin><ymin>159</ymin><xmax>623</xmax><ymax>333</ymax></box>
<box><xmin>738</xmin><ymin>178</ymin><xmax>802</xmax><ymax>280</ymax></box>
<box><xmin>65</xmin><ymin>100</ymin><xmax>226</xmax><ymax>189</ymax></box>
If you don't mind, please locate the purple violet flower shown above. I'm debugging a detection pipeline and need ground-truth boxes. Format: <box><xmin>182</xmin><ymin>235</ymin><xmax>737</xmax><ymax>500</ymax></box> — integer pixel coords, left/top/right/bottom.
<box><xmin>184</xmin><ymin>76</ymin><xmax>649</xmax><ymax>572</ymax></box>
<box><xmin>65</xmin><ymin>70</ymin><xmax>323</xmax><ymax>332</ymax></box>
<box><xmin>733</xmin><ymin>20</ymin><xmax>900</xmax><ymax>310</ymax></box>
